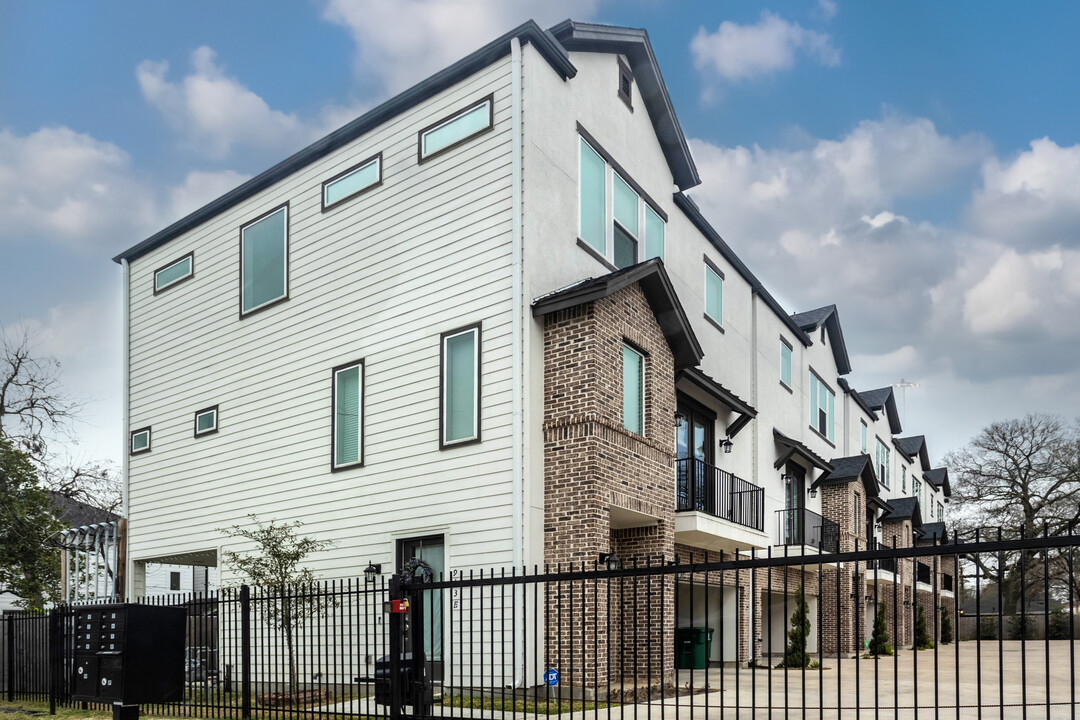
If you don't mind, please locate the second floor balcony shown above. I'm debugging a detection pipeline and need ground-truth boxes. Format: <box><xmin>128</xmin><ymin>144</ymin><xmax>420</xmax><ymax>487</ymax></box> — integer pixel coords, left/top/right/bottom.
<box><xmin>676</xmin><ymin>458</ymin><xmax>764</xmax><ymax>532</ymax></box>
<box><xmin>776</xmin><ymin>507</ymin><xmax>840</xmax><ymax>554</ymax></box>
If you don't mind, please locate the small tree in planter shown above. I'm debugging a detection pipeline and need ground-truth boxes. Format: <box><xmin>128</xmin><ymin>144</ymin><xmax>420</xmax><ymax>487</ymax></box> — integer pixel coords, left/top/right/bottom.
<box><xmin>940</xmin><ymin>607</ymin><xmax>953</xmax><ymax>645</ymax></box>
<box><xmin>781</xmin><ymin>584</ymin><xmax>811</xmax><ymax>668</ymax></box>
<box><xmin>914</xmin><ymin>605</ymin><xmax>934</xmax><ymax>649</ymax></box>
<box><xmin>868</xmin><ymin>602</ymin><xmax>892</xmax><ymax>656</ymax></box>
<box><xmin>223</xmin><ymin>515</ymin><xmax>335</xmax><ymax>704</ymax></box>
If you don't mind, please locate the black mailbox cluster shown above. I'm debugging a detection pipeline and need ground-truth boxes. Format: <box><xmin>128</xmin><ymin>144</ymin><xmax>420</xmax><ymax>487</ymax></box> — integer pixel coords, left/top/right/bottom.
<box><xmin>72</xmin><ymin>603</ymin><xmax>187</xmax><ymax>705</ymax></box>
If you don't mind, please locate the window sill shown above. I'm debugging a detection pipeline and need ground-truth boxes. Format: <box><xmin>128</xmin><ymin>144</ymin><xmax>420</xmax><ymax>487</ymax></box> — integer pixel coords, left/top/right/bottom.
<box><xmin>779</xmin><ymin>381</ymin><xmax>793</xmax><ymax>394</ymax></box>
<box><xmin>439</xmin><ymin>436</ymin><xmax>482</xmax><ymax>451</ymax></box>
<box><xmin>240</xmin><ymin>294</ymin><xmax>289</xmax><ymax>320</ymax></box>
<box><xmin>703</xmin><ymin>313</ymin><xmax>725</xmax><ymax>334</ymax></box>
<box><xmin>331</xmin><ymin>460</ymin><xmax>365</xmax><ymax>473</ymax></box>
<box><xmin>576</xmin><ymin>237</ymin><xmax>617</xmax><ymax>272</ymax></box>
<box><xmin>807</xmin><ymin>425</ymin><xmax>836</xmax><ymax>449</ymax></box>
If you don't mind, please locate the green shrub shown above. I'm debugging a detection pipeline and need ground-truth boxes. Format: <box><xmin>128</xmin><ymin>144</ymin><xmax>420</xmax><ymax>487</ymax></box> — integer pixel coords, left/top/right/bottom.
<box><xmin>1048</xmin><ymin>608</ymin><xmax>1072</xmax><ymax>640</ymax></box>
<box><xmin>781</xmin><ymin>584</ymin><xmax>811</xmax><ymax>668</ymax></box>
<box><xmin>978</xmin><ymin>617</ymin><xmax>999</xmax><ymax>640</ymax></box>
<box><xmin>940</xmin><ymin>607</ymin><xmax>953</xmax><ymax>645</ymax></box>
<box><xmin>914</xmin><ymin>605</ymin><xmax>934</xmax><ymax>649</ymax></box>
<box><xmin>868</xmin><ymin>602</ymin><xmax>892</xmax><ymax>656</ymax></box>
<box><xmin>1009</xmin><ymin>613</ymin><xmax>1036</xmax><ymax>640</ymax></box>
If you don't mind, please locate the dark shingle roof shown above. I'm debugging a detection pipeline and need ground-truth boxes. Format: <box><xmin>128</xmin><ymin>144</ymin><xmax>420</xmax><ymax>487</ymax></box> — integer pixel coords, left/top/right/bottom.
<box><xmin>816</xmin><ymin>454</ymin><xmax>880</xmax><ymax>497</ymax></box>
<box><xmin>921</xmin><ymin>522</ymin><xmax>948</xmax><ymax>542</ymax></box>
<box><xmin>791</xmin><ymin>306</ymin><xmax>836</xmax><ymax>330</ymax></box>
<box><xmin>880</xmin><ymin>497</ymin><xmax>922</xmax><ymax>528</ymax></box>
<box><xmin>772</xmin><ymin>428</ymin><xmax>833</xmax><ymax>473</ymax></box>
<box><xmin>49</xmin><ymin>492</ymin><xmax>119</xmax><ymax>529</ymax></box>
<box><xmin>924</xmin><ymin>467</ymin><xmax>952</xmax><ymax>497</ymax></box>
<box><xmin>896</xmin><ymin>435</ymin><xmax>925</xmax><ymax>458</ymax></box>
<box><xmin>856</xmin><ymin>386</ymin><xmax>902</xmax><ymax>434</ymax></box>
<box><xmin>790</xmin><ymin>305</ymin><xmax>852</xmax><ymax>376</ymax></box>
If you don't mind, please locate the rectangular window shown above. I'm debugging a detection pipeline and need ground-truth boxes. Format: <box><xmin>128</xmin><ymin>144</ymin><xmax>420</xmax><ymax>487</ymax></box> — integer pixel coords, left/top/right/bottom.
<box><xmin>612</xmin><ymin>173</ymin><xmax>639</xmax><ymax>269</ymax></box>
<box><xmin>441</xmin><ymin>325</ymin><xmax>480</xmax><ymax>447</ymax></box>
<box><xmin>130</xmin><ymin>427</ymin><xmax>151</xmax><ymax>455</ymax></box>
<box><xmin>419</xmin><ymin>95</ymin><xmax>492</xmax><ymax>162</ymax></box>
<box><xmin>645</xmin><ymin>206</ymin><xmax>665</xmax><ymax>261</ymax></box>
<box><xmin>194</xmin><ymin>406</ymin><xmax>218</xmax><ymax>437</ymax></box>
<box><xmin>860</xmin><ymin>421</ymin><xmax>868</xmax><ymax>453</ymax></box>
<box><xmin>913</xmin><ymin>477</ymin><xmax>922</xmax><ymax>499</ymax></box>
<box><xmin>902</xmin><ymin>465</ymin><xmax>907</xmax><ymax>493</ymax></box>
<box><xmin>622</xmin><ymin>344</ymin><xmax>644</xmax><ymax>435</ymax></box>
<box><xmin>154</xmin><ymin>252</ymin><xmax>194</xmax><ymax>294</ymax></box>
<box><xmin>854</xmin><ymin>493</ymin><xmax>861</xmax><ymax>535</ymax></box>
<box><xmin>170</xmin><ymin>572</ymin><xmax>180</xmax><ymax>591</ymax></box>
<box><xmin>938</xmin><ymin>502</ymin><xmax>944</xmax><ymax>521</ymax></box>
<box><xmin>705</xmin><ymin>261</ymin><xmax>723</xmax><ymax>326</ymax></box>
<box><xmin>876</xmin><ymin>438</ymin><xmax>891</xmax><ymax>489</ymax></box>
<box><xmin>332</xmin><ymin>361</ymin><xmax>364</xmax><ymax>469</ymax></box>
<box><xmin>240</xmin><ymin>204</ymin><xmax>288</xmax><ymax>315</ymax></box>
<box><xmin>809</xmin><ymin>371</ymin><xmax>835</xmax><ymax>442</ymax></box>
<box><xmin>579</xmin><ymin>137</ymin><xmax>607</xmax><ymax>254</ymax></box>
<box><xmin>780</xmin><ymin>339</ymin><xmax>792</xmax><ymax>388</ymax></box>
<box><xmin>322</xmin><ymin>153</ymin><xmax>381</xmax><ymax>210</ymax></box>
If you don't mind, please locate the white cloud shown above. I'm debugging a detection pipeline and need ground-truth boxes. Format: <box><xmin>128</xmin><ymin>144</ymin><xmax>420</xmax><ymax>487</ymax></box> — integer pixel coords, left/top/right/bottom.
<box><xmin>963</xmin><ymin>246</ymin><xmax>1080</xmax><ymax>337</ymax></box>
<box><xmin>970</xmin><ymin>138</ymin><xmax>1080</xmax><ymax>247</ymax></box>
<box><xmin>0</xmin><ymin>127</ymin><xmax>158</xmax><ymax>251</ymax></box>
<box><xmin>167</xmin><ymin>169</ymin><xmax>251</xmax><ymax>224</ymax></box>
<box><xmin>817</xmin><ymin>0</ymin><xmax>839</xmax><ymax>20</ymax></box>
<box><xmin>691</xmin><ymin>11</ymin><xmax>840</xmax><ymax>85</ymax></box>
<box><xmin>320</xmin><ymin>0</ymin><xmax>602</xmax><ymax>95</ymax></box>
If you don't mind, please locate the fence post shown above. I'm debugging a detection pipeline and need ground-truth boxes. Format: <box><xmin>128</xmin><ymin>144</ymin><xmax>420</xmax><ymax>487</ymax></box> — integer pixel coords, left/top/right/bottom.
<box><xmin>388</xmin><ymin>576</ymin><xmax>403</xmax><ymax>720</ymax></box>
<box><xmin>240</xmin><ymin>585</ymin><xmax>251</xmax><ymax>720</ymax></box>
<box><xmin>6</xmin><ymin>615</ymin><xmax>13</xmax><ymax>702</ymax></box>
<box><xmin>48</xmin><ymin>609</ymin><xmax>58</xmax><ymax>715</ymax></box>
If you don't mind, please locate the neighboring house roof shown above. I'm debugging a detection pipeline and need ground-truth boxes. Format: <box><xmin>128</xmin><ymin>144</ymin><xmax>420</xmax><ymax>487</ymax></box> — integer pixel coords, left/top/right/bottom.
<box><xmin>920</xmin><ymin>522</ymin><xmax>948</xmax><ymax>543</ymax></box>
<box><xmin>790</xmin><ymin>304</ymin><xmax>852</xmax><ymax>375</ymax></box>
<box><xmin>675</xmin><ymin>367</ymin><xmax>756</xmax><ymax>438</ymax></box>
<box><xmin>857</xmin><ymin>386</ymin><xmax>903</xmax><ymax>435</ymax></box>
<box><xmin>815</xmin><ymin>454</ymin><xmax>880</xmax><ymax>497</ymax></box>
<box><xmin>924</xmin><ymin>467</ymin><xmax>952</xmax><ymax>497</ymax></box>
<box><xmin>531</xmin><ymin>258</ymin><xmax>703</xmax><ymax>369</ymax></box>
<box><xmin>895</xmin><ymin>435</ymin><xmax>931</xmax><ymax>468</ymax></box>
<box><xmin>772</xmin><ymin>428</ymin><xmax>833</xmax><ymax>473</ymax></box>
<box><xmin>880</xmin><ymin>496</ymin><xmax>923</xmax><ymax>530</ymax></box>
<box><xmin>673</xmin><ymin>194</ymin><xmax>813</xmax><ymax>348</ymax></box>
<box><xmin>549</xmin><ymin>20</ymin><xmax>699</xmax><ymax>191</ymax></box>
<box><xmin>115</xmin><ymin>18</ymin><xmax>703</xmax><ymax>265</ymax></box>
<box><xmin>48</xmin><ymin>492</ymin><xmax>119</xmax><ymax>530</ymax></box>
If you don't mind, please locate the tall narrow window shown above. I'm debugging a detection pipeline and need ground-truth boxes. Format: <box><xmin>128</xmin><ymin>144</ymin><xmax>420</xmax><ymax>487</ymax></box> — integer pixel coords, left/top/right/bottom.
<box><xmin>332</xmin><ymin>361</ymin><xmax>364</xmax><ymax>469</ymax></box>
<box><xmin>130</xmin><ymin>427</ymin><xmax>151</xmax><ymax>455</ymax></box>
<box><xmin>154</xmin><ymin>253</ymin><xmax>194</xmax><ymax>294</ymax></box>
<box><xmin>240</xmin><ymin>204</ymin><xmax>288</xmax><ymax>315</ymax></box>
<box><xmin>902</xmin><ymin>465</ymin><xmax>907</xmax><ymax>493</ymax></box>
<box><xmin>860</xmin><ymin>420</ymin><xmax>868</xmax><ymax>453</ymax></box>
<box><xmin>809</xmin><ymin>371</ymin><xmax>835</xmax><ymax>442</ymax></box>
<box><xmin>644</xmin><ymin>206</ymin><xmax>664</xmax><ymax>261</ymax></box>
<box><xmin>441</xmin><ymin>325</ymin><xmax>480</xmax><ymax>447</ymax></box>
<box><xmin>170</xmin><ymin>572</ymin><xmax>181</xmax><ymax>591</ymax></box>
<box><xmin>419</xmin><ymin>96</ymin><xmax>493</xmax><ymax>161</ymax></box>
<box><xmin>854</xmin><ymin>493</ymin><xmax>861</xmax><ymax>535</ymax></box>
<box><xmin>322</xmin><ymin>153</ymin><xmax>381</xmax><ymax>210</ymax></box>
<box><xmin>913</xmin><ymin>477</ymin><xmax>922</xmax><ymax>500</ymax></box>
<box><xmin>622</xmin><ymin>344</ymin><xmax>644</xmax><ymax>435</ymax></box>
<box><xmin>780</xmin><ymin>339</ymin><xmax>792</xmax><ymax>388</ymax></box>
<box><xmin>579</xmin><ymin>138</ymin><xmax>606</xmax><ymax>254</ymax></box>
<box><xmin>612</xmin><ymin>173</ymin><xmax>639</xmax><ymax>269</ymax></box>
<box><xmin>194</xmin><ymin>406</ymin><xmax>218</xmax><ymax>437</ymax></box>
<box><xmin>876</xmin><ymin>438</ymin><xmax>891</xmax><ymax>489</ymax></box>
<box><xmin>705</xmin><ymin>261</ymin><xmax>723</xmax><ymax>327</ymax></box>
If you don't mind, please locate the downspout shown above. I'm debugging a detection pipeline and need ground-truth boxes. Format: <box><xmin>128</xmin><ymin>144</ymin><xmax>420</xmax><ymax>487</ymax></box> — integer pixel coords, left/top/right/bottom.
<box><xmin>509</xmin><ymin>35</ymin><xmax>526</xmax><ymax>688</ymax></box>
<box><xmin>121</xmin><ymin>258</ymin><xmax>131</xmax><ymax>599</ymax></box>
<box><xmin>749</xmin><ymin>290</ymin><xmax>759</xmax><ymax>666</ymax></box>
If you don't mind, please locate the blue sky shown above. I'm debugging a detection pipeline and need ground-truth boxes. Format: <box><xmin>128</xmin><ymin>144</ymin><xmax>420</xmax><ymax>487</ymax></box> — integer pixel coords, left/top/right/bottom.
<box><xmin>3</xmin><ymin>0</ymin><xmax>1080</xmax><ymax>470</ymax></box>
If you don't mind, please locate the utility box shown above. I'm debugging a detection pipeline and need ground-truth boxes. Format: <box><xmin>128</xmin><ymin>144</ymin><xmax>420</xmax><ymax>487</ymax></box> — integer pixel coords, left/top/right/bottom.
<box><xmin>71</xmin><ymin>604</ymin><xmax>187</xmax><ymax>704</ymax></box>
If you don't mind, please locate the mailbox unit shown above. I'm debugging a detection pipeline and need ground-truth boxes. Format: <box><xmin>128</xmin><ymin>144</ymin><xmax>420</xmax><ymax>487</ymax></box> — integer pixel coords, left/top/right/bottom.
<box><xmin>72</xmin><ymin>603</ymin><xmax>186</xmax><ymax>704</ymax></box>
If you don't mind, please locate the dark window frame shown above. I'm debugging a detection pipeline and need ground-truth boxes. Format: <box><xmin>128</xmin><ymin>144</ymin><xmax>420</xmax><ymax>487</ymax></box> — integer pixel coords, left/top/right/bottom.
<box><xmin>169</xmin><ymin>571</ymin><xmax>181</xmax><ymax>591</ymax></box>
<box><xmin>780</xmin><ymin>335</ymin><xmax>793</xmax><ymax>390</ymax></box>
<box><xmin>193</xmin><ymin>405</ymin><xmax>219</xmax><ymax>438</ymax></box>
<box><xmin>417</xmin><ymin>94</ymin><xmax>494</xmax><ymax>164</ymax></box>
<box><xmin>439</xmin><ymin>322</ymin><xmax>482</xmax><ymax>450</ymax></box>
<box><xmin>576</xmin><ymin>123</ymin><xmax>667</xmax><ymax>221</ymax></box>
<box><xmin>617</xmin><ymin>56</ymin><xmax>634</xmax><ymax>110</ymax></box>
<box><xmin>130</xmin><ymin>426</ymin><xmax>152</xmax><ymax>455</ymax></box>
<box><xmin>331</xmin><ymin>358</ymin><xmax>366</xmax><ymax>472</ymax></box>
<box><xmin>807</xmin><ymin>367</ymin><xmax>836</xmax><ymax>446</ymax></box>
<box><xmin>704</xmin><ymin>255</ymin><xmax>726</xmax><ymax>332</ymax></box>
<box><xmin>238</xmin><ymin>202</ymin><xmax>290</xmax><ymax>319</ymax></box>
<box><xmin>621</xmin><ymin>339</ymin><xmax>647</xmax><ymax>437</ymax></box>
<box><xmin>153</xmin><ymin>252</ymin><xmax>195</xmax><ymax>295</ymax></box>
<box><xmin>321</xmin><ymin>152</ymin><xmax>383</xmax><ymax>212</ymax></box>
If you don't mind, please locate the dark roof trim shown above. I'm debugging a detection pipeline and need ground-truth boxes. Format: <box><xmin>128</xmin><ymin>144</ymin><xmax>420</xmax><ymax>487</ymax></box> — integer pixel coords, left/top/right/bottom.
<box><xmin>838</xmin><ymin>378</ymin><xmax>878</xmax><ymax>420</ymax></box>
<box><xmin>924</xmin><ymin>467</ymin><xmax>952</xmax><ymax>497</ymax></box>
<box><xmin>892</xmin><ymin>438</ymin><xmax>913</xmax><ymax>463</ymax></box>
<box><xmin>676</xmin><ymin>367</ymin><xmax>756</xmax><ymax>438</ymax></box>
<box><xmin>813</xmin><ymin>454</ymin><xmax>880</xmax><ymax>498</ymax></box>
<box><xmin>549</xmin><ymin>20</ymin><xmax>699</xmax><ymax>191</ymax></box>
<box><xmin>859</xmin><ymin>387</ymin><xmax>903</xmax><ymax>434</ymax></box>
<box><xmin>896</xmin><ymin>435</ymin><xmax>931</xmax><ymax>468</ymax></box>
<box><xmin>113</xmin><ymin>20</ymin><xmax>575</xmax><ymax>264</ymax></box>
<box><xmin>790</xmin><ymin>305</ymin><xmax>852</xmax><ymax>375</ymax></box>
<box><xmin>531</xmin><ymin>258</ymin><xmax>703</xmax><ymax>369</ymax></box>
<box><xmin>880</xmin><ymin>497</ymin><xmax>923</xmax><ymax>530</ymax></box>
<box><xmin>673</xmin><ymin>193</ymin><xmax>813</xmax><ymax>347</ymax></box>
<box><xmin>773</xmin><ymin>428</ymin><xmax>833</xmax><ymax>473</ymax></box>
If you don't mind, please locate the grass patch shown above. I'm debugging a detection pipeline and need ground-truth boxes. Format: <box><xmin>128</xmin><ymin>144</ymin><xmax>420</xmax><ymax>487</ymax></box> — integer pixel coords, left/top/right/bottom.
<box><xmin>440</xmin><ymin>694</ymin><xmax>609</xmax><ymax>715</ymax></box>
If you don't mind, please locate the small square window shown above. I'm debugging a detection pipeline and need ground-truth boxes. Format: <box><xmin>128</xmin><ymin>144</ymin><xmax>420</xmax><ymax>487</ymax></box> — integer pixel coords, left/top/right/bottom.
<box><xmin>130</xmin><ymin>427</ymin><xmax>151</xmax><ymax>455</ymax></box>
<box><xmin>194</xmin><ymin>406</ymin><xmax>218</xmax><ymax>437</ymax></box>
<box><xmin>154</xmin><ymin>253</ymin><xmax>194</xmax><ymax>294</ymax></box>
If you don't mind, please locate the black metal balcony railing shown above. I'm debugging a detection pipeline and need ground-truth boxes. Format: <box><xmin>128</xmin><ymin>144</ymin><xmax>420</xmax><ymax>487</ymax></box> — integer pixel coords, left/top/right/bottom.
<box><xmin>675</xmin><ymin>457</ymin><xmax>765</xmax><ymax>532</ymax></box>
<box><xmin>869</xmin><ymin>552</ymin><xmax>898</xmax><ymax>575</ymax></box>
<box><xmin>943</xmin><ymin>573</ymin><xmax>954</xmax><ymax>592</ymax></box>
<box><xmin>917</xmin><ymin>561</ymin><xmax>932</xmax><ymax>585</ymax></box>
<box><xmin>776</xmin><ymin>507</ymin><xmax>840</xmax><ymax>554</ymax></box>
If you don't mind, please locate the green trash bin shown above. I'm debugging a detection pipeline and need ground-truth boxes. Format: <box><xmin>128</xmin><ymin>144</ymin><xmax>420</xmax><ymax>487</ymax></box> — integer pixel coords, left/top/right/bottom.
<box><xmin>675</xmin><ymin>627</ymin><xmax>714</xmax><ymax>669</ymax></box>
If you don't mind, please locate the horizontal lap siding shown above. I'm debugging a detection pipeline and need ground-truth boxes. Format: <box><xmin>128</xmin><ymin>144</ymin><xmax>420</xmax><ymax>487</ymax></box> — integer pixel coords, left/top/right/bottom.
<box><xmin>126</xmin><ymin>59</ymin><xmax>517</xmax><ymax>581</ymax></box>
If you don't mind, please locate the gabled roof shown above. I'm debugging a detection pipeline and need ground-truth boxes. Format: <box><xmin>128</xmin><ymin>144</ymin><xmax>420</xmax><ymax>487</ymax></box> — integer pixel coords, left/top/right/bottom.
<box><xmin>531</xmin><ymin>258</ymin><xmax>703</xmax><ymax>369</ymax></box>
<box><xmin>673</xmin><ymin>194</ymin><xmax>813</xmax><ymax>348</ymax></box>
<box><xmin>814</xmin><ymin>454</ymin><xmax>880</xmax><ymax>497</ymax></box>
<box><xmin>114</xmin><ymin>19</ymin><xmax>576</xmax><ymax>264</ymax></box>
<box><xmin>549</xmin><ymin>20</ymin><xmax>699</xmax><ymax>191</ymax></box>
<box><xmin>675</xmin><ymin>367</ymin><xmax>756</xmax><ymax>438</ymax></box>
<box><xmin>924</xmin><ymin>467</ymin><xmax>952</xmax><ymax>497</ymax></box>
<box><xmin>880</xmin><ymin>496</ymin><xmax>923</xmax><ymax>530</ymax></box>
<box><xmin>772</xmin><ymin>428</ymin><xmax>833</xmax><ymax>473</ymax></box>
<box><xmin>857</xmin><ymin>386</ymin><xmax>903</xmax><ymax>434</ymax></box>
<box><xmin>895</xmin><ymin>435</ymin><xmax>931</xmax><ymax>468</ymax></box>
<box><xmin>791</xmin><ymin>304</ymin><xmax>852</xmax><ymax>375</ymax></box>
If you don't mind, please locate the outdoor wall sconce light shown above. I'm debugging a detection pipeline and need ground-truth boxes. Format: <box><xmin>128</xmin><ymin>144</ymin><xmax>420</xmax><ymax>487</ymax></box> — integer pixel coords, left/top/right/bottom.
<box><xmin>808</xmin><ymin>486</ymin><xmax>818</xmax><ymax>499</ymax></box>
<box><xmin>599</xmin><ymin>553</ymin><xmax>622</xmax><ymax>571</ymax></box>
<box><xmin>721</xmin><ymin>437</ymin><xmax>734</xmax><ymax>454</ymax></box>
<box><xmin>675</xmin><ymin>413</ymin><xmax>686</xmax><ymax>429</ymax></box>
<box><xmin>364</xmin><ymin>561</ymin><xmax>382</xmax><ymax>581</ymax></box>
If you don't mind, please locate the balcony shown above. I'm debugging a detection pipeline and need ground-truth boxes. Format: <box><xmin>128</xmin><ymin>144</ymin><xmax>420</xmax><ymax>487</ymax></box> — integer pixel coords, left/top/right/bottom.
<box><xmin>867</xmin><ymin>542</ymin><xmax>899</xmax><ymax>584</ymax></box>
<box><xmin>776</xmin><ymin>507</ymin><xmax>839</xmax><ymax>554</ymax></box>
<box><xmin>676</xmin><ymin>458</ymin><xmax>764</xmax><ymax>531</ymax></box>
<box><xmin>943</xmin><ymin>573</ymin><xmax>954</xmax><ymax>593</ymax></box>
<box><xmin>917</xmin><ymin>561</ymin><xmax>932</xmax><ymax>586</ymax></box>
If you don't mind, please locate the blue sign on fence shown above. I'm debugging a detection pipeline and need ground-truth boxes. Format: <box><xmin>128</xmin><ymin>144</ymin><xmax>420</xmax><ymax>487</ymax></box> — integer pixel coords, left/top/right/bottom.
<box><xmin>544</xmin><ymin>668</ymin><xmax>559</xmax><ymax>686</ymax></box>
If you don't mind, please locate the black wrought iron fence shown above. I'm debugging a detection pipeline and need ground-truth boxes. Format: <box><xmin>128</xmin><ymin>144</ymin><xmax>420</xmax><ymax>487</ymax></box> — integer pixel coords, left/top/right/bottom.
<box><xmin>2</xmin><ymin>528</ymin><xmax>1080</xmax><ymax>719</ymax></box>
